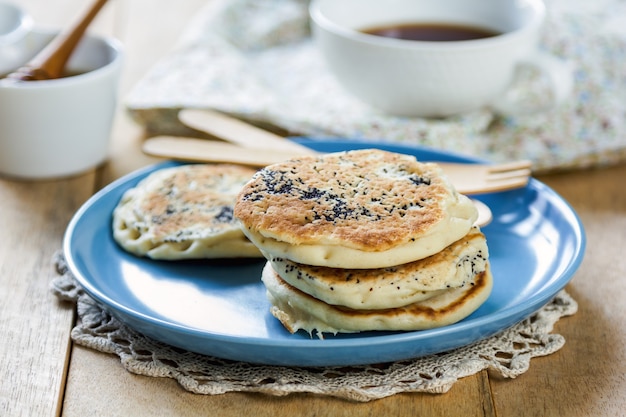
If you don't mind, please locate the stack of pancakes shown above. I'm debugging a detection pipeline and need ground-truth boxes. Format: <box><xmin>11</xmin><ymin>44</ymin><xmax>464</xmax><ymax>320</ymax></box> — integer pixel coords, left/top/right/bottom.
<box><xmin>234</xmin><ymin>149</ymin><xmax>493</xmax><ymax>337</ymax></box>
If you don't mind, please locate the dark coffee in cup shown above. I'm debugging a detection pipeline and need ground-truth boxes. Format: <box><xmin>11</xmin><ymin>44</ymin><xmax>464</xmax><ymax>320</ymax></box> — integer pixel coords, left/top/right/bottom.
<box><xmin>361</xmin><ymin>23</ymin><xmax>500</xmax><ymax>42</ymax></box>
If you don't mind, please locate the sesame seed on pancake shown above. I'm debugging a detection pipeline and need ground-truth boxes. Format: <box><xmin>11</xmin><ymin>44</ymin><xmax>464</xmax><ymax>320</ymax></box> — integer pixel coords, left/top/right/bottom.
<box><xmin>261</xmin><ymin>261</ymin><xmax>493</xmax><ymax>337</ymax></box>
<box><xmin>268</xmin><ymin>226</ymin><xmax>488</xmax><ymax>310</ymax></box>
<box><xmin>235</xmin><ymin>149</ymin><xmax>477</xmax><ymax>269</ymax></box>
<box><xmin>113</xmin><ymin>164</ymin><xmax>262</xmax><ymax>260</ymax></box>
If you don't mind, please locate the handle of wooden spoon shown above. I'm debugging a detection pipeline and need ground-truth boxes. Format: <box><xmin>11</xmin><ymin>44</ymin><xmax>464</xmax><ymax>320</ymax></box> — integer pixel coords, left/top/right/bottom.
<box><xmin>7</xmin><ymin>0</ymin><xmax>109</xmax><ymax>81</ymax></box>
<box><xmin>143</xmin><ymin>136</ymin><xmax>305</xmax><ymax>167</ymax></box>
<box><xmin>178</xmin><ymin>109</ymin><xmax>317</xmax><ymax>155</ymax></box>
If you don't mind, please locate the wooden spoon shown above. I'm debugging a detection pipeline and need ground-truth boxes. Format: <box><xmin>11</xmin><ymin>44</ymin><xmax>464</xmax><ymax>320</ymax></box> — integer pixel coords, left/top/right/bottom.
<box><xmin>6</xmin><ymin>0</ymin><xmax>109</xmax><ymax>81</ymax></box>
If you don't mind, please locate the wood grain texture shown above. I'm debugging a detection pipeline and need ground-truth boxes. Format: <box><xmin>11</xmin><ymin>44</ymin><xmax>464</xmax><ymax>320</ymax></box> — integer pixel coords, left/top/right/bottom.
<box><xmin>490</xmin><ymin>165</ymin><xmax>626</xmax><ymax>417</ymax></box>
<box><xmin>0</xmin><ymin>177</ymin><xmax>95</xmax><ymax>417</ymax></box>
<box><xmin>2</xmin><ymin>0</ymin><xmax>626</xmax><ymax>416</ymax></box>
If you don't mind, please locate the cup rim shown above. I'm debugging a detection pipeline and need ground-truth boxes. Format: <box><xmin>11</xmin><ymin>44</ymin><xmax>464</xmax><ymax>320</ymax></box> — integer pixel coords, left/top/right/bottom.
<box><xmin>309</xmin><ymin>0</ymin><xmax>546</xmax><ymax>50</ymax></box>
<box><xmin>0</xmin><ymin>29</ymin><xmax>123</xmax><ymax>89</ymax></box>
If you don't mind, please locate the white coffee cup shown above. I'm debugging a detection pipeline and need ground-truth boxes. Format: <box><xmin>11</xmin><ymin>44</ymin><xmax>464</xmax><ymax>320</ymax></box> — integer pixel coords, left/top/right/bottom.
<box><xmin>0</xmin><ymin>1</ymin><xmax>33</xmax><ymax>75</ymax></box>
<box><xmin>309</xmin><ymin>0</ymin><xmax>571</xmax><ymax>118</ymax></box>
<box><xmin>0</xmin><ymin>31</ymin><xmax>123</xmax><ymax>179</ymax></box>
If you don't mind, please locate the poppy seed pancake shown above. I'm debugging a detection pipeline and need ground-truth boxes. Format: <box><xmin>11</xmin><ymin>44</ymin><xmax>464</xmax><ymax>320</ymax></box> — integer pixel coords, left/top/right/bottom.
<box><xmin>235</xmin><ymin>149</ymin><xmax>478</xmax><ymax>269</ymax></box>
<box><xmin>113</xmin><ymin>164</ymin><xmax>262</xmax><ymax>260</ymax></box>
<box><xmin>268</xmin><ymin>226</ymin><xmax>488</xmax><ymax>310</ymax></box>
<box><xmin>261</xmin><ymin>261</ymin><xmax>493</xmax><ymax>337</ymax></box>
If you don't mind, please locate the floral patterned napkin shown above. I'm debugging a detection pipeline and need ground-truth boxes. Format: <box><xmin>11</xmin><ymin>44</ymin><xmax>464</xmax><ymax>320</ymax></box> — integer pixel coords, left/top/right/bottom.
<box><xmin>126</xmin><ymin>0</ymin><xmax>626</xmax><ymax>173</ymax></box>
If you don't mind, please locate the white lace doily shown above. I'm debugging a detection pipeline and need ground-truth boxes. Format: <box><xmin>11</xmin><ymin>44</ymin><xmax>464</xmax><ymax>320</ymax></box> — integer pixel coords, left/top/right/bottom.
<box><xmin>51</xmin><ymin>253</ymin><xmax>577</xmax><ymax>402</ymax></box>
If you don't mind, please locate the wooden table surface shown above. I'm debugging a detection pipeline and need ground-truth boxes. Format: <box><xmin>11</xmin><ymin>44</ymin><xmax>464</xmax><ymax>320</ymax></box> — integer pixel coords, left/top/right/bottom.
<box><xmin>2</xmin><ymin>1</ymin><xmax>625</xmax><ymax>416</ymax></box>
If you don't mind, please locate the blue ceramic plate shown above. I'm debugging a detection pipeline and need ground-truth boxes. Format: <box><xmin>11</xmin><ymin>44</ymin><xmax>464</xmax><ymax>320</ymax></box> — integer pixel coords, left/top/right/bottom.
<box><xmin>63</xmin><ymin>139</ymin><xmax>585</xmax><ymax>366</ymax></box>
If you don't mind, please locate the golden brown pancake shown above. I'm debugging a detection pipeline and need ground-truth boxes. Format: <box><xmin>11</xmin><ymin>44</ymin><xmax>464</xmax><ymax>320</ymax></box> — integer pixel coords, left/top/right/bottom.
<box><xmin>268</xmin><ymin>226</ymin><xmax>488</xmax><ymax>310</ymax></box>
<box><xmin>261</xmin><ymin>261</ymin><xmax>493</xmax><ymax>337</ymax></box>
<box><xmin>235</xmin><ymin>149</ymin><xmax>477</xmax><ymax>268</ymax></box>
<box><xmin>113</xmin><ymin>164</ymin><xmax>262</xmax><ymax>260</ymax></box>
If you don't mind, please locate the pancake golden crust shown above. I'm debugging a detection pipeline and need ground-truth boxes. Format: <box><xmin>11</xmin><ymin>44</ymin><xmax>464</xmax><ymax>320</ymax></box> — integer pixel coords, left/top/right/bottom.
<box><xmin>268</xmin><ymin>226</ymin><xmax>488</xmax><ymax>310</ymax></box>
<box><xmin>235</xmin><ymin>149</ymin><xmax>477</xmax><ymax>268</ymax></box>
<box><xmin>113</xmin><ymin>164</ymin><xmax>262</xmax><ymax>260</ymax></box>
<box><xmin>237</xmin><ymin>149</ymin><xmax>449</xmax><ymax>249</ymax></box>
<box><xmin>262</xmin><ymin>262</ymin><xmax>493</xmax><ymax>337</ymax></box>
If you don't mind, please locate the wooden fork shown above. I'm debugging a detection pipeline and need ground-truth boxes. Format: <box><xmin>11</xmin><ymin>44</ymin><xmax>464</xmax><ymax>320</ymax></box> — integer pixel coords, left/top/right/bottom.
<box><xmin>142</xmin><ymin>135</ymin><xmax>532</xmax><ymax>195</ymax></box>
<box><xmin>435</xmin><ymin>159</ymin><xmax>532</xmax><ymax>195</ymax></box>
